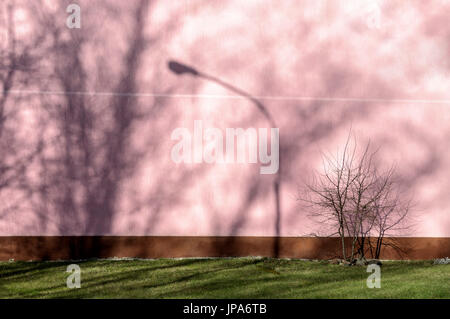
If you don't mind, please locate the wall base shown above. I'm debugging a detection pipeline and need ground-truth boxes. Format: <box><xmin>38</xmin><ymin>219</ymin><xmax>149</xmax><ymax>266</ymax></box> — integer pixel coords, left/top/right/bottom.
<box><xmin>0</xmin><ymin>236</ymin><xmax>449</xmax><ymax>261</ymax></box>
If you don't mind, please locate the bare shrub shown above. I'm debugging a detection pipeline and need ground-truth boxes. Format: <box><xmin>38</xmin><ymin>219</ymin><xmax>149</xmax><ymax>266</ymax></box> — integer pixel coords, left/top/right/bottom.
<box><xmin>300</xmin><ymin>132</ymin><xmax>412</xmax><ymax>261</ymax></box>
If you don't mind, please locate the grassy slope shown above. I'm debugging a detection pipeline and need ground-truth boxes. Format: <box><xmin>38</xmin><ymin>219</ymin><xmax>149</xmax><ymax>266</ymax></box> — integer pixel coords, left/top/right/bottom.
<box><xmin>0</xmin><ymin>258</ymin><xmax>448</xmax><ymax>298</ymax></box>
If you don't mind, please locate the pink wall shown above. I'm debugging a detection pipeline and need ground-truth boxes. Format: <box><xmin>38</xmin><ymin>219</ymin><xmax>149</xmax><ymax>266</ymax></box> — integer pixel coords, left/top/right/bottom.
<box><xmin>0</xmin><ymin>0</ymin><xmax>449</xmax><ymax>237</ymax></box>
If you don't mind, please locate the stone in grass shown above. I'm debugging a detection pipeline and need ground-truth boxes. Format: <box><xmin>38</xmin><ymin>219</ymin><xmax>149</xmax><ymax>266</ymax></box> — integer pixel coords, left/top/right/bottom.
<box><xmin>339</xmin><ymin>258</ymin><xmax>383</xmax><ymax>267</ymax></box>
<box><xmin>347</xmin><ymin>257</ymin><xmax>368</xmax><ymax>266</ymax></box>
<box><xmin>433</xmin><ymin>257</ymin><xmax>450</xmax><ymax>265</ymax></box>
<box><xmin>329</xmin><ymin>258</ymin><xmax>341</xmax><ymax>265</ymax></box>
<box><xmin>354</xmin><ymin>257</ymin><xmax>368</xmax><ymax>266</ymax></box>
<box><xmin>336</xmin><ymin>258</ymin><xmax>382</xmax><ymax>267</ymax></box>
<box><xmin>339</xmin><ymin>260</ymin><xmax>352</xmax><ymax>266</ymax></box>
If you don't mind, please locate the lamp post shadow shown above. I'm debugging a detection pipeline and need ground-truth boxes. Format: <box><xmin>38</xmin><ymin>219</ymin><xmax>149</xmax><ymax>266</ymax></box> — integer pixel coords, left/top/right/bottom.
<box><xmin>168</xmin><ymin>60</ymin><xmax>281</xmax><ymax>257</ymax></box>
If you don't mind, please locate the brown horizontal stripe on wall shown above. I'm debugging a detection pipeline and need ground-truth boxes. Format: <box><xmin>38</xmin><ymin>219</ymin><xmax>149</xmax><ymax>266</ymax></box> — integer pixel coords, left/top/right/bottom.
<box><xmin>0</xmin><ymin>236</ymin><xmax>449</xmax><ymax>261</ymax></box>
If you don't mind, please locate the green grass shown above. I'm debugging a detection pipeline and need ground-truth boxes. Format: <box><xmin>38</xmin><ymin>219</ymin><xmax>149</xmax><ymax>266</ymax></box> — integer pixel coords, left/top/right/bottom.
<box><xmin>0</xmin><ymin>258</ymin><xmax>448</xmax><ymax>298</ymax></box>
